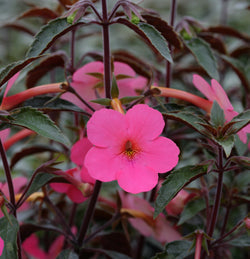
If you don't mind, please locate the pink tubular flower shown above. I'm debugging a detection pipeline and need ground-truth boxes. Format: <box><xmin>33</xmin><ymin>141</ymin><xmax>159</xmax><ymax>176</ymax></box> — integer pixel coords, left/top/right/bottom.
<box><xmin>62</xmin><ymin>61</ymin><xmax>147</xmax><ymax>111</ymax></box>
<box><xmin>165</xmin><ymin>189</ymin><xmax>195</xmax><ymax>216</ymax></box>
<box><xmin>120</xmin><ymin>192</ymin><xmax>182</xmax><ymax>244</ymax></box>
<box><xmin>193</xmin><ymin>74</ymin><xmax>250</xmax><ymax>143</ymax></box>
<box><xmin>85</xmin><ymin>104</ymin><xmax>180</xmax><ymax>194</ymax></box>
<box><xmin>0</xmin><ymin>236</ymin><xmax>4</xmax><ymax>256</ymax></box>
<box><xmin>50</xmin><ymin>138</ymin><xmax>95</xmax><ymax>203</ymax></box>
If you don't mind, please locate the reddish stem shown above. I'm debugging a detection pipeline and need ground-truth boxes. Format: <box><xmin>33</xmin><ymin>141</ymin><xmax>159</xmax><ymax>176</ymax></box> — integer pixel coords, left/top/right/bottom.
<box><xmin>195</xmin><ymin>232</ymin><xmax>203</xmax><ymax>259</ymax></box>
<box><xmin>0</xmin><ymin>83</ymin><xmax>65</xmax><ymax>110</ymax></box>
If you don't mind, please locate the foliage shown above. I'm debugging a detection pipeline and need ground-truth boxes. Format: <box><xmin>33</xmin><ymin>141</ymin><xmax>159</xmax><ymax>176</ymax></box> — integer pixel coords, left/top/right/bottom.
<box><xmin>0</xmin><ymin>0</ymin><xmax>249</xmax><ymax>258</ymax></box>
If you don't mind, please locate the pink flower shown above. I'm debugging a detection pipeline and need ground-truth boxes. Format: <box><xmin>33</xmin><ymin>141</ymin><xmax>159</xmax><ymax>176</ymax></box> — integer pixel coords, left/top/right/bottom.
<box><xmin>120</xmin><ymin>192</ymin><xmax>182</xmax><ymax>244</ymax></box>
<box><xmin>165</xmin><ymin>189</ymin><xmax>195</xmax><ymax>216</ymax></box>
<box><xmin>85</xmin><ymin>104</ymin><xmax>180</xmax><ymax>194</ymax></box>
<box><xmin>50</xmin><ymin>138</ymin><xmax>95</xmax><ymax>203</ymax></box>
<box><xmin>193</xmin><ymin>74</ymin><xmax>250</xmax><ymax>143</ymax></box>
<box><xmin>62</xmin><ymin>61</ymin><xmax>147</xmax><ymax>111</ymax></box>
<box><xmin>0</xmin><ymin>236</ymin><xmax>4</xmax><ymax>256</ymax></box>
<box><xmin>22</xmin><ymin>233</ymin><xmax>64</xmax><ymax>259</ymax></box>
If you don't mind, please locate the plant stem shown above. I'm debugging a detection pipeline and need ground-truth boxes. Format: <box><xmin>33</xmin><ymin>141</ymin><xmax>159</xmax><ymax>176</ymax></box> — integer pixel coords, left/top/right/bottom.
<box><xmin>0</xmin><ymin>139</ymin><xmax>15</xmax><ymax>208</ymax></box>
<box><xmin>165</xmin><ymin>0</ymin><xmax>177</xmax><ymax>95</ymax></box>
<box><xmin>69</xmin><ymin>29</ymin><xmax>76</xmax><ymax>74</ymax></box>
<box><xmin>0</xmin><ymin>139</ymin><xmax>23</xmax><ymax>259</ymax></box>
<box><xmin>207</xmin><ymin>146</ymin><xmax>224</xmax><ymax>238</ymax></box>
<box><xmin>220</xmin><ymin>0</ymin><xmax>229</xmax><ymax>25</ymax></box>
<box><xmin>83</xmin><ymin>211</ymin><xmax>121</xmax><ymax>244</ymax></box>
<box><xmin>195</xmin><ymin>231</ymin><xmax>203</xmax><ymax>259</ymax></box>
<box><xmin>102</xmin><ymin>0</ymin><xmax>111</xmax><ymax>99</ymax></box>
<box><xmin>77</xmin><ymin>180</ymin><xmax>102</xmax><ymax>246</ymax></box>
<box><xmin>211</xmin><ymin>219</ymin><xmax>244</xmax><ymax>246</ymax></box>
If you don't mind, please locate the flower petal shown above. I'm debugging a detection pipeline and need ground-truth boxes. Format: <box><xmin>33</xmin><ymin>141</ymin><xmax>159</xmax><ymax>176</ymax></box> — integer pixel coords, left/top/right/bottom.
<box><xmin>141</xmin><ymin>136</ymin><xmax>180</xmax><ymax>173</ymax></box>
<box><xmin>116</xmin><ymin>162</ymin><xmax>158</xmax><ymax>194</ymax></box>
<box><xmin>84</xmin><ymin>147</ymin><xmax>118</xmax><ymax>182</ymax></box>
<box><xmin>72</xmin><ymin>61</ymin><xmax>103</xmax><ymax>83</ymax></box>
<box><xmin>87</xmin><ymin>108</ymin><xmax>127</xmax><ymax>147</ymax></box>
<box><xmin>0</xmin><ymin>237</ymin><xmax>4</xmax><ymax>256</ymax></box>
<box><xmin>4</xmin><ymin>72</ymin><xmax>20</xmax><ymax>98</ymax></box>
<box><xmin>67</xmin><ymin>186</ymin><xmax>87</xmax><ymax>203</ymax></box>
<box><xmin>50</xmin><ymin>183</ymin><xmax>70</xmax><ymax>193</ymax></box>
<box><xmin>192</xmin><ymin>74</ymin><xmax>216</xmax><ymax>101</ymax></box>
<box><xmin>126</xmin><ymin>104</ymin><xmax>164</xmax><ymax>141</ymax></box>
<box><xmin>211</xmin><ymin>79</ymin><xmax>234</xmax><ymax>110</ymax></box>
<box><xmin>71</xmin><ymin>138</ymin><xmax>93</xmax><ymax>166</ymax></box>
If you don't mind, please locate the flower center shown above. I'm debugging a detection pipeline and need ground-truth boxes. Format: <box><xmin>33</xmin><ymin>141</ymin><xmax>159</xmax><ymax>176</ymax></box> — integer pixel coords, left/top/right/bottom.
<box><xmin>124</xmin><ymin>140</ymin><xmax>137</xmax><ymax>159</ymax></box>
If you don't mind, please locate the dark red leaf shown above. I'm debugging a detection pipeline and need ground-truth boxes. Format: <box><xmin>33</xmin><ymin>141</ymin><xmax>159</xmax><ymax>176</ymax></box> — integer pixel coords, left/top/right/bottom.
<box><xmin>142</xmin><ymin>14</ymin><xmax>183</xmax><ymax>49</ymax></box>
<box><xmin>26</xmin><ymin>52</ymin><xmax>67</xmax><ymax>88</ymax></box>
<box><xmin>18</xmin><ymin>7</ymin><xmax>58</xmax><ymax>21</ymax></box>
<box><xmin>203</xmin><ymin>26</ymin><xmax>250</xmax><ymax>43</ymax></box>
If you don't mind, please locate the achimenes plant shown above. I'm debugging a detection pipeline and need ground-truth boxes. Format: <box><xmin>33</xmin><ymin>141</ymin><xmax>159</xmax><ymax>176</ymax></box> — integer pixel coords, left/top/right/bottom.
<box><xmin>0</xmin><ymin>0</ymin><xmax>249</xmax><ymax>258</ymax></box>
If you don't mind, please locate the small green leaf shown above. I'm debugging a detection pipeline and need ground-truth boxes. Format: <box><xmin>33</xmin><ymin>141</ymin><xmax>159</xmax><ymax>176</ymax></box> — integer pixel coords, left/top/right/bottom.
<box><xmin>227</xmin><ymin>234</ymin><xmax>250</xmax><ymax>247</ymax></box>
<box><xmin>26</xmin><ymin>18</ymin><xmax>87</xmax><ymax>58</ymax></box>
<box><xmin>138</xmin><ymin>23</ymin><xmax>173</xmax><ymax>63</ymax></box>
<box><xmin>215</xmin><ymin>135</ymin><xmax>235</xmax><ymax>157</ymax></box>
<box><xmin>1</xmin><ymin>205</ymin><xmax>13</xmax><ymax>226</ymax></box>
<box><xmin>25</xmin><ymin>172</ymin><xmax>61</xmax><ymax>198</ymax></box>
<box><xmin>0</xmin><ymin>56</ymin><xmax>44</xmax><ymax>87</ymax></box>
<box><xmin>23</xmin><ymin>96</ymin><xmax>86</xmax><ymax>113</ymax></box>
<box><xmin>9</xmin><ymin>107</ymin><xmax>70</xmax><ymax>146</ymax></box>
<box><xmin>120</xmin><ymin>95</ymin><xmax>144</xmax><ymax>104</ymax></box>
<box><xmin>67</xmin><ymin>11</ymin><xmax>77</xmax><ymax>25</ymax></box>
<box><xmin>211</xmin><ymin>101</ymin><xmax>225</xmax><ymax>127</ymax></box>
<box><xmin>151</xmin><ymin>251</ymin><xmax>168</xmax><ymax>259</ymax></box>
<box><xmin>184</xmin><ymin>37</ymin><xmax>219</xmax><ymax>80</ymax></box>
<box><xmin>131</xmin><ymin>13</ymin><xmax>140</xmax><ymax>25</ymax></box>
<box><xmin>165</xmin><ymin>240</ymin><xmax>193</xmax><ymax>259</ymax></box>
<box><xmin>178</xmin><ymin>198</ymin><xmax>206</xmax><ymax>225</ymax></box>
<box><xmin>227</xmin><ymin>110</ymin><xmax>250</xmax><ymax>134</ymax></box>
<box><xmin>111</xmin><ymin>74</ymin><xmax>119</xmax><ymax>99</ymax></box>
<box><xmin>90</xmin><ymin>98</ymin><xmax>111</xmax><ymax>106</ymax></box>
<box><xmin>0</xmin><ymin>215</ymin><xmax>19</xmax><ymax>259</ymax></box>
<box><xmin>155</xmin><ymin>104</ymin><xmax>207</xmax><ymax>135</ymax></box>
<box><xmin>154</xmin><ymin>165</ymin><xmax>208</xmax><ymax>218</ymax></box>
<box><xmin>56</xmin><ymin>249</ymin><xmax>78</xmax><ymax>259</ymax></box>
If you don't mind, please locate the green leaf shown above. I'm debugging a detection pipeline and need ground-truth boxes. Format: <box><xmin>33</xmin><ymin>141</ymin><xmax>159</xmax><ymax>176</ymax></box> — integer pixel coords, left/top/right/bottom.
<box><xmin>227</xmin><ymin>234</ymin><xmax>250</xmax><ymax>247</ymax></box>
<box><xmin>155</xmin><ymin>104</ymin><xmax>207</xmax><ymax>135</ymax></box>
<box><xmin>154</xmin><ymin>165</ymin><xmax>208</xmax><ymax>218</ymax></box>
<box><xmin>227</xmin><ymin>110</ymin><xmax>250</xmax><ymax>134</ymax></box>
<box><xmin>23</xmin><ymin>96</ymin><xmax>86</xmax><ymax>113</ymax></box>
<box><xmin>120</xmin><ymin>95</ymin><xmax>144</xmax><ymax>104</ymax></box>
<box><xmin>9</xmin><ymin>107</ymin><xmax>70</xmax><ymax>146</ymax></box>
<box><xmin>211</xmin><ymin>101</ymin><xmax>225</xmax><ymax>127</ymax></box>
<box><xmin>0</xmin><ymin>215</ymin><xmax>19</xmax><ymax>259</ymax></box>
<box><xmin>178</xmin><ymin>198</ymin><xmax>206</xmax><ymax>225</ymax></box>
<box><xmin>184</xmin><ymin>37</ymin><xmax>219</xmax><ymax>80</ymax></box>
<box><xmin>26</xmin><ymin>18</ymin><xmax>87</xmax><ymax>58</ymax></box>
<box><xmin>151</xmin><ymin>251</ymin><xmax>168</xmax><ymax>259</ymax></box>
<box><xmin>0</xmin><ymin>56</ymin><xmax>44</xmax><ymax>87</ymax></box>
<box><xmin>90</xmin><ymin>98</ymin><xmax>111</xmax><ymax>106</ymax></box>
<box><xmin>138</xmin><ymin>23</ymin><xmax>173</xmax><ymax>63</ymax></box>
<box><xmin>111</xmin><ymin>74</ymin><xmax>119</xmax><ymax>99</ymax></box>
<box><xmin>165</xmin><ymin>240</ymin><xmax>193</xmax><ymax>259</ymax></box>
<box><xmin>56</xmin><ymin>249</ymin><xmax>78</xmax><ymax>259</ymax></box>
<box><xmin>25</xmin><ymin>172</ymin><xmax>61</xmax><ymax>198</ymax></box>
<box><xmin>215</xmin><ymin>135</ymin><xmax>235</xmax><ymax>157</ymax></box>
